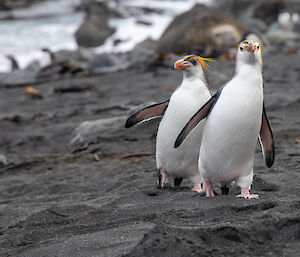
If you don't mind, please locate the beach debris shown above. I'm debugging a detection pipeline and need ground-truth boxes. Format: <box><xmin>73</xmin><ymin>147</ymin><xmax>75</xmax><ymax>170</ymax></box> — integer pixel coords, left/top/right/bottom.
<box><xmin>94</xmin><ymin>154</ymin><xmax>100</xmax><ymax>161</ymax></box>
<box><xmin>45</xmin><ymin>169</ymin><xmax>53</xmax><ymax>176</ymax></box>
<box><xmin>0</xmin><ymin>154</ymin><xmax>8</xmax><ymax>166</ymax></box>
<box><xmin>3</xmin><ymin>114</ymin><xmax>22</xmax><ymax>123</ymax></box>
<box><xmin>25</xmin><ymin>86</ymin><xmax>43</xmax><ymax>99</ymax></box>
<box><xmin>120</xmin><ymin>153</ymin><xmax>154</xmax><ymax>159</ymax></box>
<box><xmin>53</xmin><ymin>84</ymin><xmax>93</xmax><ymax>94</ymax></box>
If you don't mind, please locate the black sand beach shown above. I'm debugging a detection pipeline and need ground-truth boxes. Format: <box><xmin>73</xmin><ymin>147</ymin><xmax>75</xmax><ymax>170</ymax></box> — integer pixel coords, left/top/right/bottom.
<box><xmin>0</xmin><ymin>46</ymin><xmax>299</xmax><ymax>256</ymax></box>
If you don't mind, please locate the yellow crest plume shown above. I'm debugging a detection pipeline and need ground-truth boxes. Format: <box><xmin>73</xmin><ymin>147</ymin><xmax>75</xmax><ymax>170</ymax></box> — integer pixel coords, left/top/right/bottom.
<box><xmin>184</xmin><ymin>55</ymin><xmax>213</xmax><ymax>72</ymax></box>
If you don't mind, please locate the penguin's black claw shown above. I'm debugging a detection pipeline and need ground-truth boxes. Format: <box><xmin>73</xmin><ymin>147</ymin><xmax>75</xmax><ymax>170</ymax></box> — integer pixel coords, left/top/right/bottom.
<box><xmin>221</xmin><ymin>185</ymin><xmax>230</xmax><ymax>195</ymax></box>
<box><xmin>198</xmin><ymin>191</ymin><xmax>206</xmax><ymax>197</ymax></box>
<box><xmin>156</xmin><ymin>174</ymin><xmax>162</xmax><ymax>189</ymax></box>
<box><xmin>174</xmin><ymin>177</ymin><xmax>183</xmax><ymax>187</ymax></box>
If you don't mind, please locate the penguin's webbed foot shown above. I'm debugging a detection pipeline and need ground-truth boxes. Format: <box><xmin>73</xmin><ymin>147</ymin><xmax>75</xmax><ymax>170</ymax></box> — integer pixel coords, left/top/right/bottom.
<box><xmin>203</xmin><ymin>180</ymin><xmax>215</xmax><ymax>197</ymax></box>
<box><xmin>191</xmin><ymin>182</ymin><xmax>203</xmax><ymax>193</ymax></box>
<box><xmin>237</xmin><ymin>188</ymin><xmax>259</xmax><ymax>199</ymax></box>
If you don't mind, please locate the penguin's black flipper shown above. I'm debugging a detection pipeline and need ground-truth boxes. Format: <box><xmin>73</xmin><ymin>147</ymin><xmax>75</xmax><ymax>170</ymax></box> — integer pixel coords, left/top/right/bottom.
<box><xmin>125</xmin><ymin>99</ymin><xmax>169</xmax><ymax>128</ymax></box>
<box><xmin>174</xmin><ymin>94</ymin><xmax>218</xmax><ymax>148</ymax></box>
<box><xmin>259</xmin><ymin>104</ymin><xmax>275</xmax><ymax>168</ymax></box>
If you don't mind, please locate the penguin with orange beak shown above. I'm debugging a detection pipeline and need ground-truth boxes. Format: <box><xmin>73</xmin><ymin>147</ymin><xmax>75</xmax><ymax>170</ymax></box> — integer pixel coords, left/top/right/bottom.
<box><xmin>175</xmin><ymin>40</ymin><xmax>274</xmax><ymax>199</ymax></box>
<box><xmin>125</xmin><ymin>55</ymin><xmax>212</xmax><ymax>191</ymax></box>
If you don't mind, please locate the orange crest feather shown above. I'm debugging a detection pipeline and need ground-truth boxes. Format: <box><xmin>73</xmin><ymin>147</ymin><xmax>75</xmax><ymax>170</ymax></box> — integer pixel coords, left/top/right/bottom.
<box><xmin>184</xmin><ymin>55</ymin><xmax>213</xmax><ymax>72</ymax></box>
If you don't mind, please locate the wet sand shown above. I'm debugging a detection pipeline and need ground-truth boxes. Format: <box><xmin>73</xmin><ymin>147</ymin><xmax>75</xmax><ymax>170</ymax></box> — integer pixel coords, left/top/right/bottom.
<box><xmin>0</xmin><ymin>48</ymin><xmax>299</xmax><ymax>256</ymax></box>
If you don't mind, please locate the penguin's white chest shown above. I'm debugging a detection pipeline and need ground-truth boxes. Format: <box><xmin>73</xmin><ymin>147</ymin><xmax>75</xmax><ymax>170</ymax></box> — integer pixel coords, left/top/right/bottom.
<box><xmin>199</xmin><ymin>73</ymin><xmax>263</xmax><ymax>184</ymax></box>
<box><xmin>156</xmin><ymin>79</ymin><xmax>211</xmax><ymax>179</ymax></box>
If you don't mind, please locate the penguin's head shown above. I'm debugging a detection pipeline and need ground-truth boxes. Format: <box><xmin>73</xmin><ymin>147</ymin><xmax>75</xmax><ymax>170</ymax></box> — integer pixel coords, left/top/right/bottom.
<box><xmin>174</xmin><ymin>55</ymin><xmax>212</xmax><ymax>77</ymax></box>
<box><xmin>236</xmin><ymin>40</ymin><xmax>262</xmax><ymax>66</ymax></box>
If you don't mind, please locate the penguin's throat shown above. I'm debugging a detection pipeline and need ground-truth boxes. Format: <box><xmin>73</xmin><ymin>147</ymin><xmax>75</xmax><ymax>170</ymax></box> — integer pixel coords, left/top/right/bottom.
<box><xmin>181</xmin><ymin>74</ymin><xmax>208</xmax><ymax>91</ymax></box>
<box><xmin>183</xmin><ymin>69</ymin><xmax>206</xmax><ymax>82</ymax></box>
<box><xmin>235</xmin><ymin>61</ymin><xmax>262</xmax><ymax>75</ymax></box>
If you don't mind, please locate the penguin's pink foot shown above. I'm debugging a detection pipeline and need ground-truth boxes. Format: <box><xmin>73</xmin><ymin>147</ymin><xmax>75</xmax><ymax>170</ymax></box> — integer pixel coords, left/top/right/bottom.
<box><xmin>191</xmin><ymin>182</ymin><xmax>203</xmax><ymax>193</ymax></box>
<box><xmin>161</xmin><ymin>170</ymin><xmax>169</xmax><ymax>188</ymax></box>
<box><xmin>237</xmin><ymin>188</ymin><xmax>259</xmax><ymax>199</ymax></box>
<box><xmin>157</xmin><ymin>169</ymin><xmax>169</xmax><ymax>189</ymax></box>
<box><xmin>203</xmin><ymin>180</ymin><xmax>214</xmax><ymax>197</ymax></box>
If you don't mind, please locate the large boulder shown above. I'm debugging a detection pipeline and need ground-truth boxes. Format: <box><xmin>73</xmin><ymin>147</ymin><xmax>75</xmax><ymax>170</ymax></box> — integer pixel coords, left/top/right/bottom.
<box><xmin>215</xmin><ymin>0</ymin><xmax>300</xmax><ymax>27</ymax></box>
<box><xmin>69</xmin><ymin>116</ymin><xmax>127</xmax><ymax>149</ymax></box>
<box><xmin>129</xmin><ymin>38</ymin><xmax>157</xmax><ymax>67</ymax></box>
<box><xmin>129</xmin><ymin>39</ymin><xmax>180</xmax><ymax>69</ymax></box>
<box><xmin>74</xmin><ymin>2</ymin><xmax>116</xmax><ymax>48</ymax></box>
<box><xmin>88</xmin><ymin>53</ymin><xmax>129</xmax><ymax>73</ymax></box>
<box><xmin>155</xmin><ymin>4</ymin><xmax>249</xmax><ymax>56</ymax></box>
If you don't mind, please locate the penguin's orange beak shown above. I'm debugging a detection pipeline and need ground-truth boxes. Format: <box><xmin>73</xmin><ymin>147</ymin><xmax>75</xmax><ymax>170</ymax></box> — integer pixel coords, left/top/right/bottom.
<box><xmin>174</xmin><ymin>59</ymin><xmax>192</xmax><ymax>70</ymax></box>
<box><xmin>245</xmin><ymin>41</ymin><xmax>255</xmax><ymax>52</ymax></box>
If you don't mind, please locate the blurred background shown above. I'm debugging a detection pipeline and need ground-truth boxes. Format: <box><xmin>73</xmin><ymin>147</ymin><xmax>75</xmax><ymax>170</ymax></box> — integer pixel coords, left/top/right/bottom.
<box><xmin>1</xmin><ymin>0</ymin><xmax>300</xmax><ymax>77</ymax></box>
<box><xmin>0</xmin><ymin>0</ymin><xmax>210</xmax><ymax>73</ymax></box>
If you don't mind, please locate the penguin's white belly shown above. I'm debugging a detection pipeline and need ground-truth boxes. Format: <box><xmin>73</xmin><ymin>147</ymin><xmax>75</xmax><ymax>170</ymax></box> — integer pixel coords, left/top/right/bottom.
<box><xmin>156</xmin><ymin>88</ymin><xmax>210</xmax><ymax>180</ymax></box>
<box><xmin>199</xmin><ymin>80</ymin><xmax>263</xmax><ymax>184</ymax></box>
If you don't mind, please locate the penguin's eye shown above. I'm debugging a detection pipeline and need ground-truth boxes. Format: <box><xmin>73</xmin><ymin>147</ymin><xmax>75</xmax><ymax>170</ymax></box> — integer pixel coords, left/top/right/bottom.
<box><xmin>190</xmin><ymin>59</ymin><xmax>197</xmax><ymax>65</ymax></box>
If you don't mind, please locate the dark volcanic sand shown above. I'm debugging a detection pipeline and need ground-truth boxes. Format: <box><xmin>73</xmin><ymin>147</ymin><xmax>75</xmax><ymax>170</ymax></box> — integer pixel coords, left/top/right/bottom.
<box><xmin>0</xmin><ymin>49</ymin><xmax>300</xmax><ymax>257</ymax></box>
